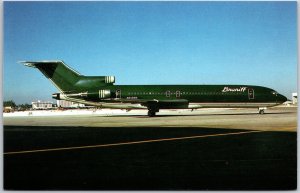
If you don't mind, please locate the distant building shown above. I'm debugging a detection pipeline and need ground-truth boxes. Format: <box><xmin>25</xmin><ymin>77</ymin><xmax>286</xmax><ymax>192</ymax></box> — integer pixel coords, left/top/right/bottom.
<box><xmin>56</xmin><ymin>100</ymin><xmax>85</xmax><ymax>108</ymax></box>
<box><xmin>292</xmin><ymin>93</ymin><xmax>297</xmax><ymax>104</ymax></box>
<box><xmin>3</xmin><ymin>106</ymin><xmax>13</xmax><ymax>113</ymax></box>
<box><xmin>32</xmin><ymin>101</ymin><xmax>53</xmax><ymax>110</ymax></box>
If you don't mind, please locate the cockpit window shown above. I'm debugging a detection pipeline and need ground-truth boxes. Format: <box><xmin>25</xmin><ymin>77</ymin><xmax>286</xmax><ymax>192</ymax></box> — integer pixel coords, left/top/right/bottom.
<box><xmin>272</xmin><ymin>91</ymin><xmax>278</xmax><ymax>96</ymax></box>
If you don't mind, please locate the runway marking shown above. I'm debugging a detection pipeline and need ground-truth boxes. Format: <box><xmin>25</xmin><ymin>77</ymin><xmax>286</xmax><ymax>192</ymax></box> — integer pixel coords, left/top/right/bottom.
<box><xmin>4</xmin><ymin>130</ymin><xmax>264</xmax><ymax>155</ymax></box>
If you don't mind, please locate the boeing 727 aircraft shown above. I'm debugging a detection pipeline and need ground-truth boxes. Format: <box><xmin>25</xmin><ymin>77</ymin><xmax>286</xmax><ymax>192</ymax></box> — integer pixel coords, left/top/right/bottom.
<box><xmin>21</xmin><ymin>60</ymin><xmax>287</xmax><ymax>116</ymax></box>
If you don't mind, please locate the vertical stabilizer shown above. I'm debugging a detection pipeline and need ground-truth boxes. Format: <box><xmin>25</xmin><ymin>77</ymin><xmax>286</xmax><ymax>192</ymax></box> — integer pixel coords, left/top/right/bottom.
<box><xmin>20</xmin><ymin>60</ymin><xmax>81</xmax><ymax>93</ymax></box>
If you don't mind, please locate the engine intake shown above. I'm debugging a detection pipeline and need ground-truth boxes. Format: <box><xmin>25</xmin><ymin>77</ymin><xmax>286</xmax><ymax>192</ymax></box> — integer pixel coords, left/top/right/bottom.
<box><xmin>98</xmin><ymin>89</ymin><xmax>111</xmax><ymax>98</ymax></box>
<box><xmin>104</xmin><ymin>76</ymin><xmax>115</xmax><ymax>84</ymax></box>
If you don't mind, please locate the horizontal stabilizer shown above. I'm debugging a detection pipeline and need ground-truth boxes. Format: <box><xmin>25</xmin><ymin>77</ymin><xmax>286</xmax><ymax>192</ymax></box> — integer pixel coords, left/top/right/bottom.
<box><xmin>19</xmin><ymin>61</ymin><xmax>39</xmax><ymax>68</ymax></box>
<box><xmin>19</xmin><ymin>60</ymin><xmax>81</xmax><ymax>75</ymax></box>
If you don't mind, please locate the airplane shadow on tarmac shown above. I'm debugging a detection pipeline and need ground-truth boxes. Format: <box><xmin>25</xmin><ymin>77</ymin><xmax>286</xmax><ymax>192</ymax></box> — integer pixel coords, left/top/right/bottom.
<box><xmin>97</xmin><ymin>111</ymin><xmax>294</xmax><ymax>118</ymax></box>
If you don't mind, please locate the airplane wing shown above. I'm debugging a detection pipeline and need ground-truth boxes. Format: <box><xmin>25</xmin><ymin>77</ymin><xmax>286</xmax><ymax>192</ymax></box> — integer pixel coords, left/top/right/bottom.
<box><xmin>109</xmin><ymin>98</ymin><xmax>189</xmax><ymax>109</ymax></box>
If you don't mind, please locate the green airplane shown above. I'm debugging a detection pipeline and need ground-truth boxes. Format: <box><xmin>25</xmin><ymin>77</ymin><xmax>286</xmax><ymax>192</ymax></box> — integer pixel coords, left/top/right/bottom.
<box><xmin>20</xmin><ymin>60</ymin><xmax>287</xmax><ymax>117</ymax></box>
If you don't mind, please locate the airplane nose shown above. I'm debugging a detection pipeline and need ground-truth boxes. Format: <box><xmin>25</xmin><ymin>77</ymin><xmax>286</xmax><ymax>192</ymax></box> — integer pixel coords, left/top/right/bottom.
<box><xmin>277</xmin><ymin>94</ymin><xmax>287</xmax><ymax>103</ymax></box>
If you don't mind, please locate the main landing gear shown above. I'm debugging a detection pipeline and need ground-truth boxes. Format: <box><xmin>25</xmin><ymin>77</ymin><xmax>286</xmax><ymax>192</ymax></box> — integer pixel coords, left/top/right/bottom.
<box><xmin>258</xmin><ymin>107</ymin><xmax>267</xmax><ymax>115</ymax></box>
<box><xmin>147</xmin><ymin>107</ymin><xmax>159</xmax><ymax>117</ymax></box>
<box><xmin>148</xmin><ymin>110</ymin><xmax>156</xmax><ymax>117</ymax></box>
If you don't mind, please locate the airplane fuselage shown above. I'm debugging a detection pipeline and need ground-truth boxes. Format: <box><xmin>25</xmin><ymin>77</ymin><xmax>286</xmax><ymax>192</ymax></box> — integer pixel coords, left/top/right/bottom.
<box><xmin>58</xmin><ymin>84</ymin><xmax>286</xmax><ymax>110</ymax></box>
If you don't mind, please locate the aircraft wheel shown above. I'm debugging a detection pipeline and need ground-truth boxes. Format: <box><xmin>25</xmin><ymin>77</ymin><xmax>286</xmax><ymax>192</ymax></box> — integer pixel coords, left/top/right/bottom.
<box><xmin>259</xmin><ymin>109</ymin><xmax>264</xmax><ymax>114</ymax></box>
<box><xmin>148</xmin><ymin>110</ymin><xmax>156</xmax><ymax>117</ymax></box>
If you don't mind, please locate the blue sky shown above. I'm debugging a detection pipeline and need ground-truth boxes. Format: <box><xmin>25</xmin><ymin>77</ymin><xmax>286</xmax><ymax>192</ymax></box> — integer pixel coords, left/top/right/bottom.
<box><xmin>4</xmin><ymin>1</ymin><xmax>297</xmax><ymax>104</ymax></box>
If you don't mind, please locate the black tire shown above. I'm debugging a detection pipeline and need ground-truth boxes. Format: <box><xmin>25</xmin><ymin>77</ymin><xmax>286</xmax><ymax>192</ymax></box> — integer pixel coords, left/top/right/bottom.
<box><xmin>259</xmin><ymin>110</ymin><xmax>264</xmax><ymax>114</ymax></box>
<box><xmin>148</xmin><ymin>110</ymin><xmax>156</xmax><ymax>117</ymax></box>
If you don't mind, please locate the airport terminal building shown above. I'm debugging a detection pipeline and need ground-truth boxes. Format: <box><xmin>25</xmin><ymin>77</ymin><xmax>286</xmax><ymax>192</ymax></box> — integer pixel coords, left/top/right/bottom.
<box><xmin>31</xmin><ymin>101</ymin><xmax>53</xmax><ymax>110</ymax></box>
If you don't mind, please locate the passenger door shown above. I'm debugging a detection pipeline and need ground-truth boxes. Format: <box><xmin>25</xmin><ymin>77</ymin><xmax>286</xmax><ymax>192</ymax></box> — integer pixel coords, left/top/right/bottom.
<box><xmin>248</xmin><ymin>88</ymin><xmax>254</xmax><ymax>99</ymax></box>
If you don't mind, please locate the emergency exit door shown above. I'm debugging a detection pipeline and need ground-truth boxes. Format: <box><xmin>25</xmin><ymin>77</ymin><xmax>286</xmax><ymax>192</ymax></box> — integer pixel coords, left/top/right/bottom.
<box><xmin>116</xmin><ymin>89</ymin><xmax>121</xmax><ymax>98</ymax></box>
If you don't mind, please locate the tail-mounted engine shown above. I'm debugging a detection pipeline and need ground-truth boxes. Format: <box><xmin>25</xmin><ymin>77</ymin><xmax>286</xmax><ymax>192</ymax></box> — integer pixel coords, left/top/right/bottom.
<box><xmin>52</xmin><ymin>90</ymin><xmax>112</xmax><ymax>100</ymax></box>
<box><xmin>79</xmin><ymin>90</ymin><xmax>111</xmax><ymax>99</ymax></box>
<box><xmin>98</xmin><ymin>89</ymin><xmax>111</xmax><ymax>98</ymax></box>
<box><xmin>75</xmin><ymin>76</ymin><xmax>115</xmax><ymax>89</ymax></box>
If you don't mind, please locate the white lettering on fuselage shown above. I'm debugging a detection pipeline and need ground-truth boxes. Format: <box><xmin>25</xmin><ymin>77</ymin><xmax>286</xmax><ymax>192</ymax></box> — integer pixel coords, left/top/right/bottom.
<box><xmin>222</xmin><ymin>87</ymin><xmax>247</xmax><ymax>92</ymax></box>
<box><xmin>127</xmin><ymin>97</ymin><xmax>138</xmax><ymax>99</ymax></box>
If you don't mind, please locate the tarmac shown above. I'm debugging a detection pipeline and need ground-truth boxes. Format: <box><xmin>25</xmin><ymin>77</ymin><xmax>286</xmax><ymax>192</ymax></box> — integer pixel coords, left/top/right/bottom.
<box><xmin>3</xmin><ymin>107</ymin><xmax>297</xmax><ymax>131</ymax></box>
<box><xmin>3</xmin><ymin>107</ymin><xmax>298</xmax><ymax>190</ymax></box>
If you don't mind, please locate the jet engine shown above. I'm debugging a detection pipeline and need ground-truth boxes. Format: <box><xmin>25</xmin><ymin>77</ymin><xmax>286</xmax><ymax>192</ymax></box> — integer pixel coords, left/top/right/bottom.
<box><xmin>80</xmin><ymin>90</ymin><xmax>111</xmax><ymax>99</ymax></box>
<box><xmin>52</xmin><ymin>89</ymin><xmax>112</xmax><ymax>100</ymax></box>
<box><xmin>74</xmin><ymin>76</ymin><xmax>116</xmax><ymax>89</ymax></box>
<box><xmin>98</xmin><ymin>89</ymin><xmax>111</xmax><ymax>99</ymax></box>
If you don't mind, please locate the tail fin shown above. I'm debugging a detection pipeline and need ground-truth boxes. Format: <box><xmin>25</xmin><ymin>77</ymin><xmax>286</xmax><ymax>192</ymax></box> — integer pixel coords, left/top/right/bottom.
<box><xmin>20</xmin><ymin>60</ymin><xmax>81</xmax><ymax>93</ymax></box>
